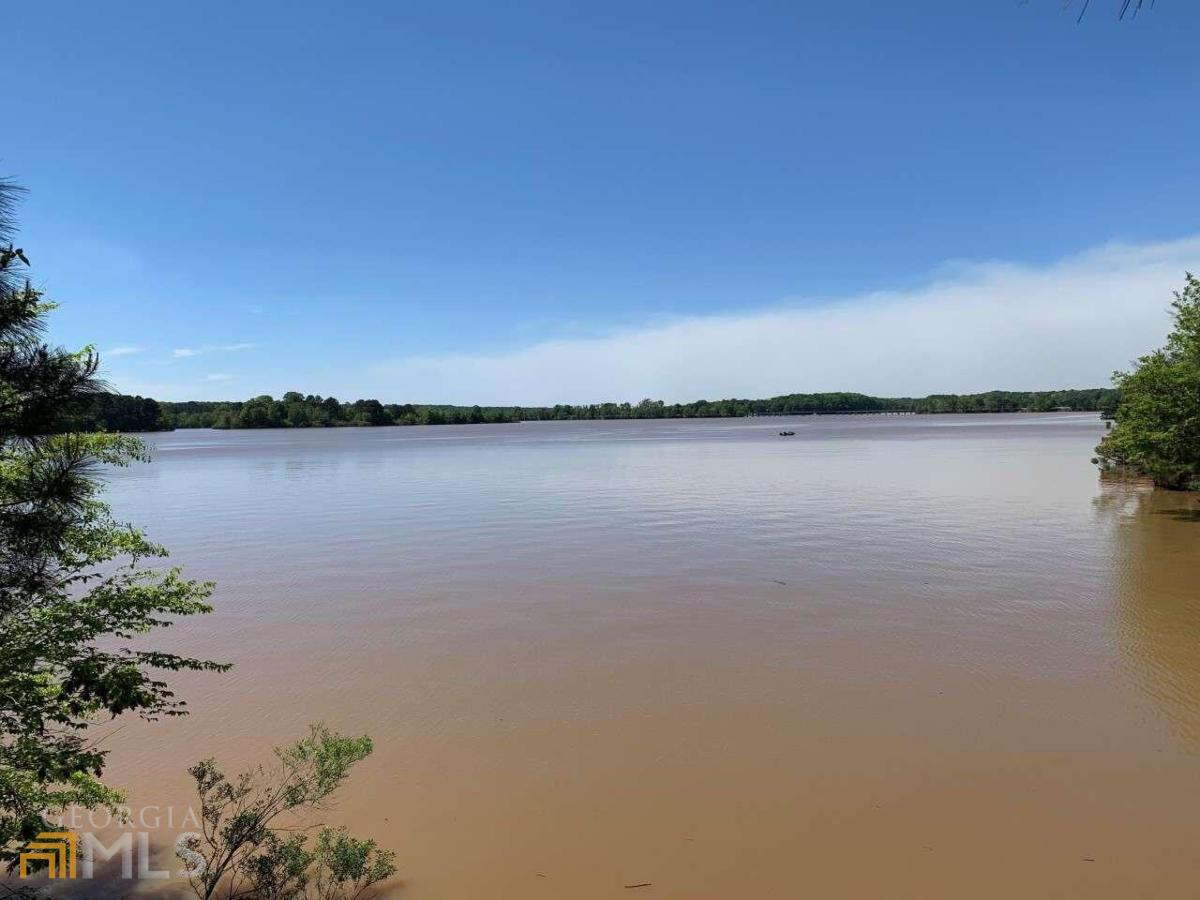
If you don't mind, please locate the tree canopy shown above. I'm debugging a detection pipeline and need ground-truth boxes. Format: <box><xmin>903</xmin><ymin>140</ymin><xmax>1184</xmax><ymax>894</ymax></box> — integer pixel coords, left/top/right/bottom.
<box><xmin>0</xmin><ymin>179</ymin><xmax>225</xmax><ymax>871</ymax></box>
<box><xmin>1095</xmin><ymin>274</ymin><xmax>1200</xmax><ymax>490</ymax></box>
<box><xmin>62</xmin><ymin>391</ymin><xmax>169</xmax><ymax>432</ymax></box>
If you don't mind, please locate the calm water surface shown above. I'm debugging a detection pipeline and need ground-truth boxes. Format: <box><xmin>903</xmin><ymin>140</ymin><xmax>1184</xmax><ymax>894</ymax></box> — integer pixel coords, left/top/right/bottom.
<box><xmin>75</xmin><ymin>415</ymin><xmax>1200</xmax><ymax>897</ymax></box>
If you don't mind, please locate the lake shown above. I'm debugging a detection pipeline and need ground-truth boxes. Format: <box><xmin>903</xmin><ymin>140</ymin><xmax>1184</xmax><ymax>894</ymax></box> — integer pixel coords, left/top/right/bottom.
<box><xmin>81</xmin><ymin>414</ymin><xmax>1200</xmax><ymax>898</ymax></box>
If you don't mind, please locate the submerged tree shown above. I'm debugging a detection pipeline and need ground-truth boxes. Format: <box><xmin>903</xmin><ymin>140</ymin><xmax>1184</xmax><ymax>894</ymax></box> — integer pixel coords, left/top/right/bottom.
<box><xmin>180</xmin><ymin>724</ymin><xmax>396</xmax><ymax>900</ymax></box>
<box><xmin>0</xmin><ymin>179</ymin><xmax>226</xmax><ymax>870</ymax></box>
<box><xmin>1095</xmin><ymin>273</ymin><xmax>1200</xmax><ymax>490</ymax></box>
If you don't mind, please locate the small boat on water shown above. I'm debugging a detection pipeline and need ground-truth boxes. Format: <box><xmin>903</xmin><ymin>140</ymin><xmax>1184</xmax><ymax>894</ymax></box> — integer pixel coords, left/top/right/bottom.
<box><xmin>778</xmin><ymin>430</ymin><xmax>795</xmax><ymax>436</ymax></box>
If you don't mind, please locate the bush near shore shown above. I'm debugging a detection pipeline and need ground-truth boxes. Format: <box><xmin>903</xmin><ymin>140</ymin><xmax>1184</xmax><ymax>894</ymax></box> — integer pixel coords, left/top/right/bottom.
<box><xmin>1095</xmin><ymin>274</ymin><xmax>1200</xmax><ymax>491</ymax></box>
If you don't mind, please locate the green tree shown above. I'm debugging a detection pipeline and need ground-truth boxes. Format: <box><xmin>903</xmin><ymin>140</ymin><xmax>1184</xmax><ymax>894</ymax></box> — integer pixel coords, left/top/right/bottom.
<box><xmin>180</xmin><ymin>724</ymin><xmax>396</xmax><ymax>900</ymax></box>
<box><xmin>0</xmin><ymin>180</ymin><xmax>225</xmax><ymax>870</ymax></box>
<box><xmin>1095</xmin><ymin>274</ymin><xmax>1200</xmax><ymax>490</ymax></box>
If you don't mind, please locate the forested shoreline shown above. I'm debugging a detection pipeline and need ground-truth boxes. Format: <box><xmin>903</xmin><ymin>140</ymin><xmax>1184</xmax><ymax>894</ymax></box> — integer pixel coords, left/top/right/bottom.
<box><xmin>71</xmin><ymin>388</ymin><xmax>1118</xmax><ymax>432</ymax></box>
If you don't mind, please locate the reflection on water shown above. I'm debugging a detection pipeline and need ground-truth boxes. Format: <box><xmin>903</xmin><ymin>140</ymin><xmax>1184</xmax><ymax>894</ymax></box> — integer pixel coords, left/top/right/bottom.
<box><xmin>1097</xmin><ymin>483</ymin><xmax>1200</xmax><ymax>746</ymax></box>
<box><xmin>18</xmin><ymin>414</ymin><xmax>1200</xmax><ymax>900</ymax></box>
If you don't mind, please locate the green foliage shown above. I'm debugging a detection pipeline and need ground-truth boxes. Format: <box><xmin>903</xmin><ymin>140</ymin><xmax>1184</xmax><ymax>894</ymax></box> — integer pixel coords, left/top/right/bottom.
<box><xmin>0</xmin><ymin>179</ymin><xmax>225</xmax><ymax>871</ymax></box>
<box><xmin>159</xmin><ymin>394</ymin><xmax>521</xmax><ymax>429</ymax></box>
<box><xmin>181</xmin><ymin>724</ymin><xmax>396</xmax><ymax>900</ymax></box>
<box><xmin>149</xmin><ymin>387</ymin><xmax>1119</xmax><ymax>431</ymax></box>
<box><xmin>1096</xmin><ymin>274</ymin><xmax>1200</xmax><ymax>490</ymax></box>
<box><xmin>61</xmin><ymin>392</ymin><xmax>169</xmax><ymax>432</ymax></box>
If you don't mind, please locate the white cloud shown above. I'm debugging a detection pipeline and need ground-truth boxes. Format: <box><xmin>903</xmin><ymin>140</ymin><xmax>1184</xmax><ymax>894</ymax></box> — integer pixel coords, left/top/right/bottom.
<box><xmin>368</xmin><ymin>235</ymin><xmax>1200</xmax><ymax>404</ymax></box>
<box><xmin>203</xmin><ymin>373</ymin><xmax>233</xmax><ymax>382</ymax></box>
<box><xmin>104</xmin><ymin>345</ymin><xmax>143</xmax><ymax>357</ymax></box>
<box><xmin>107</xmin><ymin>372</ymin><xmax>239</xmax><ymax>400</ymax></box>
<box><xmin>171</xmin><ymin>342</ymin><xmax>256</xmax><ymax>359</ymax></box>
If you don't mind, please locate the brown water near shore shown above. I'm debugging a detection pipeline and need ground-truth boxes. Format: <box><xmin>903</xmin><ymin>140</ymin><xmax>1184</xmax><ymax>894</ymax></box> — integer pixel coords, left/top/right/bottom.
<box><xmin>26</xmin><ymin>414</ymin><xmax>1200</xmax><ymax>898</ymax></box>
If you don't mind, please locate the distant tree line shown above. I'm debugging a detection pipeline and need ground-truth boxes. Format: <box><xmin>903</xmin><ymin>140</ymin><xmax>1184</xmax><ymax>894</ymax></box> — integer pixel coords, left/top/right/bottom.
<box><xmin>898</xmin><ymin>389</ymin><xmax>1119</xmax><ymax>416</ymax></box>
<box><xmin>161</xmin><ymin>394</ymin><xmax>519</xmax><ymax>428</ymax></box>
<box><xmin>60</xmin><ymin>391</ymin><xmax>171</xmax><ymax>431</ymax></box>
<box><xmin>98</xmin><ymin>388</ymin><xmax>1123</xmax><ymax>431</ymax></box>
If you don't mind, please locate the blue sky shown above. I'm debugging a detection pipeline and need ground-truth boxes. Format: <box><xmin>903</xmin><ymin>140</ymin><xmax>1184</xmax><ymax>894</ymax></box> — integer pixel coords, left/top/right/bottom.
<box><xmin>6</xmin><ymin>1</ymin><xmax>1200</xmax><ymax>402</ymax></box>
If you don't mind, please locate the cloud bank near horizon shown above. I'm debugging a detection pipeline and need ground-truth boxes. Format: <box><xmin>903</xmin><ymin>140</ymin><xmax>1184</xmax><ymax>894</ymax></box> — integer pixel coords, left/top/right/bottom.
<box><xmin>363</xmin><ymin>235</ymin><xmax>1199</xmax><ymax>406</ymax></box>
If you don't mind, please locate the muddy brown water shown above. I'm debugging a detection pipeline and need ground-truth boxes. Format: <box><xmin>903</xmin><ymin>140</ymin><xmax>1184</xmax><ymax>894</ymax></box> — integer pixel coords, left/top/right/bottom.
<box><xmin>23</xmin><ymin>414</ymin><xmax>1200</xmax><ymax>898</ymax></box>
